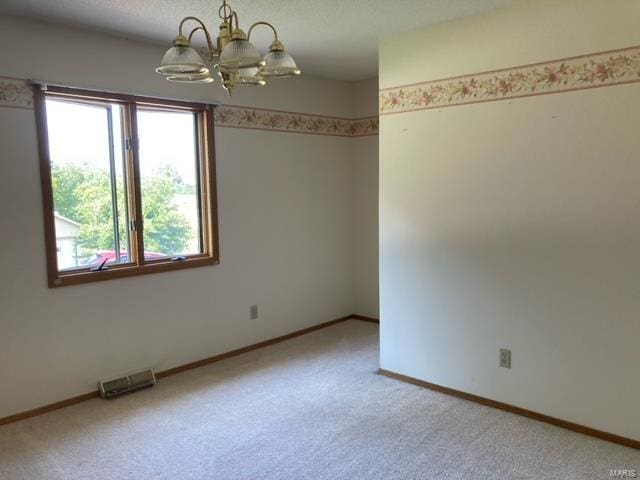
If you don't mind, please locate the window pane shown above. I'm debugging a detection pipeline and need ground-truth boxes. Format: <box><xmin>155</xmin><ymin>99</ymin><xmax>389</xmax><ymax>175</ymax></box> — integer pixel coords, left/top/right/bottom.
<box><xmin>136</xmin><ymin>109</ymin><xmax>202</xmax><ymax>259</ymax></box>
<box><xmin>46</xmin><ymin>99</ymin><xmax>130</xmax><ymax>271</ymax></box>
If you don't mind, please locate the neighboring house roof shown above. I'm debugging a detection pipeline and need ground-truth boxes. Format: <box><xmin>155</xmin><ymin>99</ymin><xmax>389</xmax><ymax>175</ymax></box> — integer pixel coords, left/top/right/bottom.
<box><xmin>54</xmin><ymin>212</ymin><xmax>81</xmax><ymax>227</ymax></box>
<box><xmin>54</xmin><ymin>212</ymin><xmax>81</xmax><ymax>237</ymax></box>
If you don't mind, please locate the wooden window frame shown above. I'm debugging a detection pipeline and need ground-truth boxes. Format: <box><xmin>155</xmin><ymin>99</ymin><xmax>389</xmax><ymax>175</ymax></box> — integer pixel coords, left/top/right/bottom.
<box><xmin>34</xmin><ymin>85</ymin><xmax>219</xmax><ymax>288</ymax></box>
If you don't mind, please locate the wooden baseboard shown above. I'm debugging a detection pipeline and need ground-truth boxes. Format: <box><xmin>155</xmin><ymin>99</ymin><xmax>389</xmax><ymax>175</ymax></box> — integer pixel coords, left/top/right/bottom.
<box><xmin>0</xmin><ymin>391</ymin><xmax>99</xmax><ymax>426</ymax></box>
<box><xmin>350</xmin><ymin>314</ymin><xmax>380</xmax><ymax>324</ymax></box>
<box><xmin>378</xmin><ymin>368</ymin><xmax>640</xmax><ymax>450</ymax></box>
<box><xmin>0</xmin><ymin>314</ymin><xmax>377</xmax><ymax>426</ymax></box>
<box><xmin>156</xmin><ymin>315</ymin><xmax>354</xmax><ymax>379</ymax></box>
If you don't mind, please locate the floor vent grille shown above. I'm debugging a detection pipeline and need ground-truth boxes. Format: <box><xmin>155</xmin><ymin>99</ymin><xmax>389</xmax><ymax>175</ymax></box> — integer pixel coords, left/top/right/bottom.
<box><xmin>98</xmin><ymin>369</ymin><xmax>156</xmax><ymax>399</ymax></box>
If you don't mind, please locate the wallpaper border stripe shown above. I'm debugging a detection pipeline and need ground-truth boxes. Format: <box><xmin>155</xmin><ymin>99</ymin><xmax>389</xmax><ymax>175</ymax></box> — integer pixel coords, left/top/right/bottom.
<box><xmin>379</xmin><ymin>44</ymin><xmax>640</xmax><ymax>115</ymax></box>
<box><xmin>0</xmin><ymin>76</ymin><xmax>34</xmax><ymax>110</ymax></box>
<box><xmin>214</xmin><ymin>104</ymin><xmax>378</xmax><ymax>137</ymax></box>
<box><xmin>0</xmin><ymin>77</ymin><xmax>378</xmax><ymax>137</ymax></box>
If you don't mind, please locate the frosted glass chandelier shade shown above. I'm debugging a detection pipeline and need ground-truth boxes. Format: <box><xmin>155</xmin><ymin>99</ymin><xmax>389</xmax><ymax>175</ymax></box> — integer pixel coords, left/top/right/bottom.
<box><xmin>156</xmin><ymin>45</ymin><xmax>209</xmax><ymax>75</ymax></box>
<box><xmin>219</xmin><ymin>38</ymin><xmax>264</xmax><ymax>69</ymax></box>
<box><xmin>260</xmin><ymin>50</ymin><xmax>301</xmax><ymax>78</ymax></box>
<box><xmin>167</xmin><ymin>73</ymin><xmax>214</xmax><ymax>83</ymax></box>
<box><xmin>234</xmin><ymin>67</ymin><xmax>266</xmax><ymax>86</ymax></box>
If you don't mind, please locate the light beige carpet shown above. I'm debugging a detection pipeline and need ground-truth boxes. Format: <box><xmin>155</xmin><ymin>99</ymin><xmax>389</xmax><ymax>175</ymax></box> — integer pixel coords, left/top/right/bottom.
<box><xmin>0</xmin><ymin>320</ymin><xmax>637</xmax><ymax>479</ymax></box>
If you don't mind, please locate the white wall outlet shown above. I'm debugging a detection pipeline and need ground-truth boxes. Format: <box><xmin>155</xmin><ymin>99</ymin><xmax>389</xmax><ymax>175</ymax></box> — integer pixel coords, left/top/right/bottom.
<box><xmin>499</xmin><ymin>348</ymin><xmax>512</xmax><ymax>369</ymax></box>
<box><xmin>250</xmin><ymin>305</ymin><xmax>258</xmax><ymax>320</ymax></box>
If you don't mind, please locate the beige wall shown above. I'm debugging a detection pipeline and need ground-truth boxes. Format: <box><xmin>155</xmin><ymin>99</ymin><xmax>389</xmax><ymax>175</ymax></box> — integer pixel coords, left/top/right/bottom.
<box><xmin>379</xmin><ymin>0</ymin><xmax>640</xmax><ymax>440</ymax></box>
<box><xmin>0</xmin><ymin>17</ymin><xmax>378</xmax><ymax>418</ymax></box>
<box><xmin>352</xmin><ymin>78</ymin><xmax>380</xmax><ymax>318</ymax></box>
<box><xmin>351</xmin><ymin>136</ymin><xmax>379</xmax><ymax>318</ymax></box>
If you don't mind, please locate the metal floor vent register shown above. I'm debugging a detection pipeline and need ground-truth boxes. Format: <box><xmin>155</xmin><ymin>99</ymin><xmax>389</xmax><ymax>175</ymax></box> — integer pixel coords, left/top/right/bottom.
<box><xmin>98</xmin><ymin>369</ymin><xmax>156</xmax><ymax>399</ymax></box>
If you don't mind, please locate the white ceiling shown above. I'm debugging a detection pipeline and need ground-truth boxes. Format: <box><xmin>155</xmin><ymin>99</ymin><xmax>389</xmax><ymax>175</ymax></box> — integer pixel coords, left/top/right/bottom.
<box><xmin>0</xmin><ymin>0</ymin><xmax>514</xmax><ymax>81</ymax></box>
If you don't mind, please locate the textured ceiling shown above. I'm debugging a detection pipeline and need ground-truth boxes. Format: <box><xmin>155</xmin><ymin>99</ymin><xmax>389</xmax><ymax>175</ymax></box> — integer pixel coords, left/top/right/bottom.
<box><xmin>0</xmin><ymin>0</ymin><xmax>514</xmax><ymax>81</ymax></box>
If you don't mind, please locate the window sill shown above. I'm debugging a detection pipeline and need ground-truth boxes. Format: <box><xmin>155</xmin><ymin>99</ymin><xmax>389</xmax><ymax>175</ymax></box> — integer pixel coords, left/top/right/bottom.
<box><xmin>50</xmin><ymin>256</ymin><xmax>219</xmax><ymax>288</ymax></box>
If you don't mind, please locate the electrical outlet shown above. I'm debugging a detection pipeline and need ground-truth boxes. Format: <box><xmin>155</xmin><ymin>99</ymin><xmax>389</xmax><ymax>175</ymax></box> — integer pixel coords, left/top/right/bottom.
<box><xmin>499</xmin><ymin>348</ymin><xmax>511</xmax><ymax>369</ymax></box>
<box><xmin>250</xmin><ymin>305</ymin><xmax>258</xmax><ymax>320</ymax></box>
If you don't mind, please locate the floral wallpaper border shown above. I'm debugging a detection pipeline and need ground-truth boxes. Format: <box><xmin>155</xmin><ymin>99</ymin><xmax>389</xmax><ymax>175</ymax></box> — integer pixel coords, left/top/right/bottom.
<box><xmin>0</xmin><ymin>77</ymin><xmax>33</xmax><ymax>109</ymax></box>
<box><xmin>0</xmin><ymin>79</ymin><xmax>378</xmax><ymax>136</ymax></box>
<box><xmin>379</xmin><ymin>45</ymin><xmax>640</xmax><ymax>115</ymax></box>
<box><xmin>214</xmin><ymin>105</ymin><xmax>378</xmax><ymax>137</ymax></box>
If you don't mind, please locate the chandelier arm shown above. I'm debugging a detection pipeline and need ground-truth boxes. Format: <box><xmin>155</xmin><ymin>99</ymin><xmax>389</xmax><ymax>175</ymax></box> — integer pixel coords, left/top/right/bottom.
<box><xmin>178</xmin><ymin>16</ymin><xmax>217</xmax><ymax>54</ymax></box>
<box><xmin>247</xmin><ymin>21</ymin><xmax>279</xmax><ymax>42</ymax></box>
<box><xmin>187</xmin><ymin>27</ymin><xmax>204</xmax><ymax>41</ymax></box>
<box><xmin>187</xmin><ymin>27</ymin><xmax>218</xmax><ymax>60</ymax></box>
<box><xmin>231</xmin><ymin>11</ymin><xmax>239</xmax><ymax>31</ymax></box>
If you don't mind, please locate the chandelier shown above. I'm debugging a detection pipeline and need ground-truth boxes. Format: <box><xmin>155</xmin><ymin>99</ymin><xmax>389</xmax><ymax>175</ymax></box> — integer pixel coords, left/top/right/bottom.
<box><xmin>156</xmin><ymin>0</ymin><xmax>301</xmax><ymax>95</ymax></box>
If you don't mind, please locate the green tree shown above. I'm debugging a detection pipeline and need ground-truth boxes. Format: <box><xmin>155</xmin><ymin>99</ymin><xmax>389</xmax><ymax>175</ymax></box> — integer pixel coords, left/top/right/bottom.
<box><xmin>140</xmin><ymin>165</ymin><xmax>193</xmax><ymax>254</ymax></box>
<box><xmin>52</xmin><ymin>163</ymin><xmax>192</xmax><ymax>260</ymax></box>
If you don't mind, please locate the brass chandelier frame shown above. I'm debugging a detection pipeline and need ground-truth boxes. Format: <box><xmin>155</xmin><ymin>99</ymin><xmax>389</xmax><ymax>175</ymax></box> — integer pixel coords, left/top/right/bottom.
<box><xmin>156</xmin><ymin>0</ymin><xmax>301</xmax><ymax>95</ymax></box>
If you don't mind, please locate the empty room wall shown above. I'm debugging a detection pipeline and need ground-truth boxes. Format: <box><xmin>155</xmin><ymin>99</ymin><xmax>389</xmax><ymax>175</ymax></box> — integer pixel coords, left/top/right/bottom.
<box><xmin>351</xmin><ymin>78</ymin><xmax>380</xmax><ymax>318</ymax></box>
<box><xmin>379</xmin><ymin>0</ymin><xmax>640</xmax><ymax>440</ymax></box>
<box><xmin>0</xmin><ymin>17</ymin><xmax>377</xmax><ymax>419</ymax></box>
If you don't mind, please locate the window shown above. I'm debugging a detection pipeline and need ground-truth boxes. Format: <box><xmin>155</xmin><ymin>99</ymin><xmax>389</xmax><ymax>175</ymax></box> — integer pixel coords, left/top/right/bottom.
<box><xmin>34</xmin><ymin>85</ymin><xmax>219</xmax><ymax>287</ymax></box>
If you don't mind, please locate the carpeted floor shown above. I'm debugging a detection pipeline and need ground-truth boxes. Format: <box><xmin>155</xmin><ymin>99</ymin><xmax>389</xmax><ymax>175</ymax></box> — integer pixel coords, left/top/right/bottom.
<box><xmin>0</xmin><ymin>320</ymin><xmax>638</xmax><ymax>479</ymax></box>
